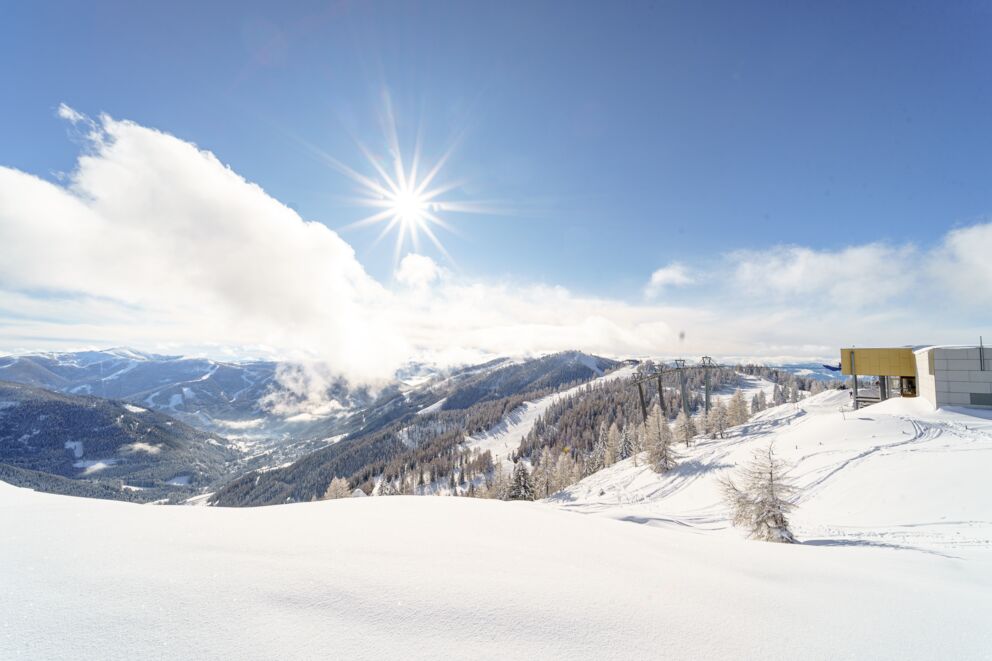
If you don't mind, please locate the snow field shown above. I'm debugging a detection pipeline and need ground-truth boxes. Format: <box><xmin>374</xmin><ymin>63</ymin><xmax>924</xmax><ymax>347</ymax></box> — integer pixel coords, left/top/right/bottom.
<box><xmin>1</xmin><ymin>483</ymin><xmax>989</xmax><ymax>660</ymax></box>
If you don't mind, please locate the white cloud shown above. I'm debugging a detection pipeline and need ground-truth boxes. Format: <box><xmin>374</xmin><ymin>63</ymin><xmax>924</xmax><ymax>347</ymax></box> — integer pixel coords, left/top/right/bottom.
<box><xmin>730</xmin><ymin>243</ymin><xmax>917</xmax><ymax>308</ymax></box>
<box><xmin>0</xmin><ymin>109</ymin><xmax>407</xmax><ymax>382</ymax></box>
<box><xmin>56</xmin><ymin>102</ymin><xmax>86</xmax><ymax>124</ymax></box>
<box><xmin>644</xmin><ymin>263</ymin><xmax>694</xmax><ymax>298</ymax></box>
<box><xmin>928</xmin><ymin>222</ymin><xmax>992</xmax><ymax>306</ymax></box>
<box><xmin>395</xmin><ymin>254</ymin><xmax>443</xmax><ymax>289</ymax></box>
<box><xmin>0</xmin><ymin>108</ymin><xmax>989</xmax><ymax>392</ymax></box>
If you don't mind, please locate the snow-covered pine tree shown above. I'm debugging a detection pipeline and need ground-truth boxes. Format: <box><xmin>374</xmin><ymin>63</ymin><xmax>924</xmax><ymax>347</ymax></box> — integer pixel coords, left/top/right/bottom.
<box><xmin>674</xmin><ymin>409</ymin><xmax>696</xmax><ymax>446</ymax></box>
<box><xmin>488</xmin><ymin>464</ymin><xmax>510</xmax><ymax>500</ymax></box>
<box><xmin>644</xmin><ymin>404</ymin><xmax>678</xmax><ymax>473</ymax></box>
<box><xmin>508</xmin><ymin>461</ymin><xmax>535</xmax><ymax>501</ymax></box>
<box><xmin>323</xmin><ymin>477</ymin><xmax>351</xmax><ymax>500</ymax></box>
<box><xmin>589</xmin><ymin>422</ymin><xmax>608</xmax><ymax>472</ymax></box>
<box><xmin>720</xmin><ymin>444</ymin><xmax>798</xmax><ymax>543</ymax></box>
<box><xmin>377</xmin><ymin>476</ymin><xmax>398</xmax><ymax>496</ymax></box>
<box><xmin>617</xmin><ymin>425</ymin><xmax>634</xmax><ymax>461</ymax></box>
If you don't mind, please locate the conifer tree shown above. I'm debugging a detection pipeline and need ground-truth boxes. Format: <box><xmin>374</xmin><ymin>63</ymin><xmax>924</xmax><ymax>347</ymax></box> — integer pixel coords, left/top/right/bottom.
<box><xmin>617</xmin><ymin>425</ymin><xmax>634</xmax><ymax>461</ymax></box>
<box><xmin>728</xmin><ymin>390</ymin><xmax>750</xmax><ymax>427</ymax></box>
<box><xmin>605</xmin><ymin>423</ymin><xmax>621</xmax><ymax>466</ymax></box>
<box><xmin>706</xmin><ymin>401</ymin><xmax>729</xmax><ymax>439</ymax></box>
<box><xmin>488</xmin><ymin>464</ymin><xmax>510</xmax><ymax>500</ymax></box>
<box><xmin>553</xmin><ymin>452</ymin><xmax>581</xmax><ymax>493</ymax></box>
<box><xmin>323</xmin><ymin>477</ymin><xmax>351</xmax><ymax>500</ymax></box>
<box><xmin>674</xmin><ymin>409</ymin><xmax>697</xmax><ymax>446</ymax></box>
<box><xmin>377</xmin><ymin>476</ymin><xmax>397</xmax><ymax>496</ymax></box>
<box><xmin>508</xmin><ymin>461</ymin><xmax>535</xmax><ymax>501</ymax></box>
<box><xmin>644</xmin><ymin>405</ymin><xmax>678</xmax><ymax>473</ymax></box>
<box><xmin>533</xmin><ymin>447</ymin><xmax>555</xmax><ymax>498</ymax></box>
<box><xmin>720</xmin><ymin>444</ymin><xmax>798</xmax><ymax>543</ymax></box>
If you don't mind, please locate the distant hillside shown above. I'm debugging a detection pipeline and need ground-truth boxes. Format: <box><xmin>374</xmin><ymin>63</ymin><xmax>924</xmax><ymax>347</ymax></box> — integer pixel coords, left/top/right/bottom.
<box><xmin>0</xmin><ymin>381</ymin><xmax>236</xmax><ymax>501</ymax></box>
<box><xmin>210</xmin><ymin>351</ymin><xmax>620</xmax><ymax>506</ymax></box>
<box><xmin>0</xmin><ymin>349</ymin><xmax>373</xmax><ymax>438</ymax></box>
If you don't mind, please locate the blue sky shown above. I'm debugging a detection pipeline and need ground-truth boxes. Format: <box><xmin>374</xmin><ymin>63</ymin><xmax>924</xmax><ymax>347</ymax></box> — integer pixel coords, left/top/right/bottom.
<box><xmin>1</xmin><ymin>2</ymin><xmax>991</xmax><ymax>369</ymax></box>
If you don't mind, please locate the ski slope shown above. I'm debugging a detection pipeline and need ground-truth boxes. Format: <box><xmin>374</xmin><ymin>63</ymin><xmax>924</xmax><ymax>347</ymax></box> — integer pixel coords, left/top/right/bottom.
<box><xmin>2</xmin><ymin>480</ymin><xmax>990</xmax><ymax>660</ymax></box>
<box><xmin>464</xmin><ymin>364</ymin><xmax>638</xmax><ymax>467</ymax></box>
<box><xmin>553</xmin><ymin>389</ymin><xmax>992</xmax><ymax>552</ymax></box>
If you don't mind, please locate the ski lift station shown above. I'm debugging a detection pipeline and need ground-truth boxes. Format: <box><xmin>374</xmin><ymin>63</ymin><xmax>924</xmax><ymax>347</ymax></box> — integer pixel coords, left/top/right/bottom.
<box><xmin>840</xmin><ymin>345</ymin><xmax>992</xmax><ymax>410</ymax></box>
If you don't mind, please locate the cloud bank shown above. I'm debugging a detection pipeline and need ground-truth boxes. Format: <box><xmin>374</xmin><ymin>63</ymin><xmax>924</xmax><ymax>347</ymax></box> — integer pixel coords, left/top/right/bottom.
<box><xmin>1</xmin><ymin>108</ymin><xmax>990</xmax><ymax>384</ymax></box>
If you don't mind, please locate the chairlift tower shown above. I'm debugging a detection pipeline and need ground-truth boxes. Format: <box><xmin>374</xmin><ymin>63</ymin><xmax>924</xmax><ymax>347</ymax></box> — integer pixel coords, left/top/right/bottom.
<box><xmin>672</xmin><ymin>359</ymin><xmax>691</xmax><ymax>418</ymax></box>
<box><xmin>699</xmin><ymin>356</ymin><xmax>718</xmax><ymax>414</ymax></box>
<box><xmin>633</xmin><ymin>365</ymin><xmax>668</xmax><ymax>422</ymax></box>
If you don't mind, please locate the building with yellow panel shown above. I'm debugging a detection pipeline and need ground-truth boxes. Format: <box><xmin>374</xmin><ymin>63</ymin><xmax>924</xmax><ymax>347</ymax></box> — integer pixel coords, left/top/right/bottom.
<box><xmin>840</xmin><ymin>345</ymin><xmax>992</xmax><ymax>410</ymax></box>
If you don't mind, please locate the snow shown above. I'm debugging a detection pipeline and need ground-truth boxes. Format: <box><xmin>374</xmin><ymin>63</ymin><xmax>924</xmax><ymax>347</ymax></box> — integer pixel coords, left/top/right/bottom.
<box><xmin>416</xmin><ymin>396</ymin><xmax>447</xmax><ymax>416</ymax></box>
<box><xmin>0</xmin><ymin>481</ymin><xmax>989</xmax><ymax>659</ymax></box>
<box><xmin>553</xmin><ymin>389</ymin><xmax>992</xmax><ymax>552</ymax></box>
<box><xmin>121</xmin><ymin>441</ymin><xmax>161</xmax><ymax>455</ymax></box>
<box><xmin>167</xmin><ymin>475</ymin><xmax>191</xmax><ymax>486</ymax></box>
<box><xmin>100</xmin><ymin>360</ymin><xmax>138</xmax><ymax>381</ymax></box>
<box><xmin>73</xmin><ymin>459</ymin><xmax>118</xmax><ymax>475</ymax></box>
<box><xmin>123</xmin><ymin>404</ymin><xmax>146</xmax><ymax>413</ymax></box>
<box><xmin>710</xmin><ymin>373</ymin><xmax>777</xmax><ymax>406</ymax></box>
<box><xmin>63</xmin><ymin>440</ymin><xmax>83</xmax><ymax>458</ymax></box>
<box><xmin>215</xmin><ymin>418</ymin><xmax>267</xmax><ymax>430</ymax></box>
<box><xmin>465</xmin><ymin>364</ymin><xmax>638</xmax><ymax>467</ymax></box>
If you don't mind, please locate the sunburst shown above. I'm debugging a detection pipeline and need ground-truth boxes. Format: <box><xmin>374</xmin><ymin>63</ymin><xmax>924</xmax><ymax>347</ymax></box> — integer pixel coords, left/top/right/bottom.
<box><xmin>305</xmin><ymin>96</ymin><xmax>503</xmax><ymax>268</ymax></box>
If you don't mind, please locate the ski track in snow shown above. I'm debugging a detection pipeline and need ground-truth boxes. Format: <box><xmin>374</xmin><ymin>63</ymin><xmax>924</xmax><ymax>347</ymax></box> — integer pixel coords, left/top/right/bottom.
<box><xmin>551</xmin><ymin>390</ymin><xmax>992</xmax><ymax>552</ymax></box>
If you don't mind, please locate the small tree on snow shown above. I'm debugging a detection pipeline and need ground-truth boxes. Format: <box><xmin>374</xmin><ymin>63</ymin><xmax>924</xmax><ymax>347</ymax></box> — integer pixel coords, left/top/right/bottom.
<box><xmin>377</xmin><ymin>476</ymin><xmax>398</xmax><ymax>496</ymax></box>
<box><xmin>508</xmin><ymin>461</ymin><xmax>536</xmax><ymax>501</ymax></box>
<box><xmin>323</xmin><ymin>477</ymin><xmax>351</xmax><ymax>500</ymax></box>
<box><xmin>617</xmin><ymin>425</ymin><xmax>635</xmax><ymax>461</ymax></box>
<box><xmin>706</xmin><ymin>401</ymin><xmax>729</xmax><ymax>439</ymax></box>
<box><xmin>674</xmin><ymin>409</ymin><xmax>696</xmax><ymax>446</ymax></box>
<box><xmin>726</xmin><ymin>390</ymin><xmax>748</xmax><ymax>427</ymax></box>
<box><xmin>644</xmin><ymin>405</ymin><xmax>678</xmax><ymax>473</ymax></box>
<box><xmin>720</xmin><ymin>444</ymin><xmax>798</xmax><ymax>543</ymax></box>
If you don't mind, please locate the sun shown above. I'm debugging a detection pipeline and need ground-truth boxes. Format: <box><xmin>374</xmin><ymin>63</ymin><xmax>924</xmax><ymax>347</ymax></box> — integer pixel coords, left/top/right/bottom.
<box><xmin>390</xmin><ymin>186</ymin><xmax>428</xmax><ymax>225</ymax></box>
<box><xmin>309</xmin><ymin>97</ymin><xmax>502</xmax><ymax>268</ymax></box>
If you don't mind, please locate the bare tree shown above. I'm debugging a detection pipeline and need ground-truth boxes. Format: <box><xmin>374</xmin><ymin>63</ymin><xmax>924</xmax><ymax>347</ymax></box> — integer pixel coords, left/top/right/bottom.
<box><xmin>322</xmin><ymin>477</ymin><xmax>351</xmax><ymax>500</ymax></box>
<box><xmin>721</xmin><ymin>444</ymin><xmax>798</xmax><ymax>543</ymax></box>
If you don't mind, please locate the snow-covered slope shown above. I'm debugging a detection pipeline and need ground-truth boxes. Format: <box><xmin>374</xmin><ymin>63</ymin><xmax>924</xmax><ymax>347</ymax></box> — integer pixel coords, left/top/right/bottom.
<box><xmin>464</xmin><ymin>364</ymin><xmax>638</xmax><ymax>467</ymax></box>
<box><xmin>2</xmin><ymin>481</ymin><xmax>989</xmax><ymax>660</ymax></box>
<box><xmin>554</xmin><ymin>389</ymin><xmax>992</xmax><ymax>552</ymax></box>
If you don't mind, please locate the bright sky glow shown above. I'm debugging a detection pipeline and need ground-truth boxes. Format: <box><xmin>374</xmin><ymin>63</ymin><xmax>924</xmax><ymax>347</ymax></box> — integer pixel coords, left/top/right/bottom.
<box><xmin>1</xmin><ymin>2</ymin><xmax>991</xmax><ymax>370</ymax></box>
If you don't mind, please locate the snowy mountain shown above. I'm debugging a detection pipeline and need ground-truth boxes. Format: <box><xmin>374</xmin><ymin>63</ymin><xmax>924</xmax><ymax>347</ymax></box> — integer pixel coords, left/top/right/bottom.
<box><xmin>0</xmin><ymin>349</ymin><xmax>370</xmax><ymax>437</ymax></box>
<box><xmin>210</xmin><ymin>351</ymin><xmax>621</xmax><ymax>505</ymax></box>
<box><xmin>0</xmin><ymin>381</ymin><xmax>236</xmax><ymax>501</ymax></box>
<box><xmin>774</xmin><ymin>362</ymin><xmax>844</xmax><ymax>381</ymax></box>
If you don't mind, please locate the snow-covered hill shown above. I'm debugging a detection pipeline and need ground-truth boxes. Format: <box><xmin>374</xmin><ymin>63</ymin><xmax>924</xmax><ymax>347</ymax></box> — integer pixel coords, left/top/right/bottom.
<box><xmin>2</xmin><ymin>480</ymin><xmax>989</xmax><ymax>660</ymax></box>
<box><xmin>465</xmin><ymin>363</ymin><xmax>638</xmax><ymax>468</ymax></box>
<box><xmin>553</xmin><ymin>389</ymin><xmax>992</xmax><ymax>552</ymax></box>
<box><xmin>3</xmin><ymin>389</ymin><xmax>992</xmax><ymax>658</ymax></box>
